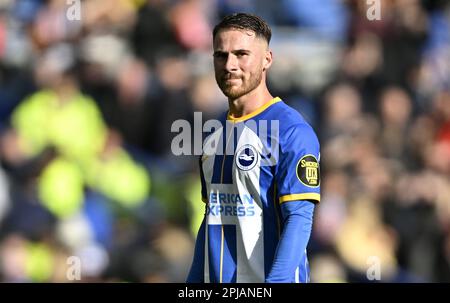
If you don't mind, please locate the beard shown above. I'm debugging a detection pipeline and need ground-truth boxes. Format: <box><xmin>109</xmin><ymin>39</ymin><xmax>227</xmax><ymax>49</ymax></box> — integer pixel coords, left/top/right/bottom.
<box><xmin>216</xmin><ymin>70</ymin><xmax>263</xmax><ymax>99</ymax></box>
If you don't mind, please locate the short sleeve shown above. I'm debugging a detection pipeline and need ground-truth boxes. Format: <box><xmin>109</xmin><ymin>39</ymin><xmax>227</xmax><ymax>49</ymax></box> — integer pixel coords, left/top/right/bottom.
<box><xmin>275</xmin><ymin>123</ymin><xmax>320</xmax><ymax>204</ymax></box>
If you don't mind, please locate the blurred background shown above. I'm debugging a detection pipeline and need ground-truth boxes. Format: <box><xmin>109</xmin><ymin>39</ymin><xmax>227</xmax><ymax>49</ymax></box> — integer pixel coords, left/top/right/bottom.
<box><xmin>0</xmin><ymin>0</ymin><xmax>449</xmax><ymax>283</ymax></box>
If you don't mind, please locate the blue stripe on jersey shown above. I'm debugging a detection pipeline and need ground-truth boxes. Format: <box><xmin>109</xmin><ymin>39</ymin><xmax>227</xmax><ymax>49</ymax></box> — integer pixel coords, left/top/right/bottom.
<box><xmin>208</xmin><ymin>224</ymin><xmax>237</xmax><ymax>282</ymax></box>
<box><xmin>211</xmin><ymin>122</ymin><xmax>235</xmax><ymax>185</ymax></box>
<box><xmin>222</xmin><ymin>155</ymin><xmax>234</xmax><ymax>184</ymax></box>
<box><xmin>211</xmin><ymin>154</ymin><xmax>234</xmax><ymax>184</ymax></box>
<box><xmin>208</xmin><ymin>225</ymin><xmax>222</xmax><ymax>283</ymax></box>
<box><xmin>222</xmin><ymin>225</ymin><xmax>237</xmax><ymax>282</ymax></box>
<box><xmin>261</xmin><ymin>177</ymin><xmax>279</xmax><ymax>277</ymax></box>
<box><xmin>211</xmin><ymin>155</ymin><xmax>223</xmax><ymax>184</ymax></box>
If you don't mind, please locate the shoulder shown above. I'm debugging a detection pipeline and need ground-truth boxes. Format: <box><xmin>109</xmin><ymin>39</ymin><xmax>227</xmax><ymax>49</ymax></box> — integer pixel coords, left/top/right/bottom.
<box><xmin>12</xmin><ymin>90</ymin><xmax>55</xmax><ymax>119</ymax></box>
<box><xmin>266</xmin><ymin>101</ymin><xmax>309</xmax><ymax>128</ymax></box>
<box><xmin>269</xmin><ymin>101</ymin><xmax>319</xmax><ymax>145</ymax></box>
<box><xmin>23</xmin><ymin>90</ymin><xmax>55</xmax><ymax>105</ymax></box>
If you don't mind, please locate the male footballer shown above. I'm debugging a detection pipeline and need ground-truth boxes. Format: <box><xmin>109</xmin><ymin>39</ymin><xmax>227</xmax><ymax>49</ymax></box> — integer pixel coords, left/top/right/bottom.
<box><xmin>187</xmin><ymin>13</ymin><xmax>320</xmax><ymax>283</ymax></box>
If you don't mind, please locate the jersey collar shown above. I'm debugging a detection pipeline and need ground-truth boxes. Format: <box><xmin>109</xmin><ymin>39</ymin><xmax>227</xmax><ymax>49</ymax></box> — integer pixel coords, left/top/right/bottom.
<box><xmin>227</xmin><ymin>97</ymin><xmax>282</xmax><ymax>122</ymax></box>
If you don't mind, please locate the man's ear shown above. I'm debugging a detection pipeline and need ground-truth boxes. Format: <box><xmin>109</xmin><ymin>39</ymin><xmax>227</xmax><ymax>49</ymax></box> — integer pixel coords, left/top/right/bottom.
<box><xmin>263</xmin><ymin>50</ymin><xmax>273</xmax><ymax>71</ymax></box>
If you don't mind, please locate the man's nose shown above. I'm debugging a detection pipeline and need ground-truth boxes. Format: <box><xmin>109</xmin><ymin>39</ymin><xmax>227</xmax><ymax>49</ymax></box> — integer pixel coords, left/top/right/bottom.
<box><xmin>225</xmin><ymin>54</ymin><xmax>238</xmax><ymax>72</ymax></box>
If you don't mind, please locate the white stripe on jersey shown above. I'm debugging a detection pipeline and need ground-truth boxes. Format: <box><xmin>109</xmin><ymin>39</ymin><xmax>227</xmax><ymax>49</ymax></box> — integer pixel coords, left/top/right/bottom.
<box><xmin>234</xmin><ymin>126</ymin><xmax>264</xmax><ymax>282</ymax></box>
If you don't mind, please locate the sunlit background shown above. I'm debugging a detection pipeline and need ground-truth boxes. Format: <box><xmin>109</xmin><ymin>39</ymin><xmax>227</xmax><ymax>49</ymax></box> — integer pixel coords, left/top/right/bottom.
<box><xmin>0</xmin><ymin>0</ymin><xmax>449</xmax><ymax>282</ymax></box>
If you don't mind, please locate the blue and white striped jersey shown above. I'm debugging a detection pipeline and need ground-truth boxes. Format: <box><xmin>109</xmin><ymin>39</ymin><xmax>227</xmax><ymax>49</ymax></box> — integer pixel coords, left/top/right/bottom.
<box><xmin>195</xmin><ymin>97</ymin><xmax>320</xmax><ymax>283</ymax></box>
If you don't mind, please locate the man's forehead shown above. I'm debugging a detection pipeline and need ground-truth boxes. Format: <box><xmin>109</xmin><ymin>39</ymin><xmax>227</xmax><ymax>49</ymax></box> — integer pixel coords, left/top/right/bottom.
<box><xmin>216</xmin><ymin>28</ymin><xmax>256</xmax><ymax>37</ymax></box>
<box><xmin>213</xmin><ymin>29</ymin><xmax>266</xmax><ymax>50</ymax></box>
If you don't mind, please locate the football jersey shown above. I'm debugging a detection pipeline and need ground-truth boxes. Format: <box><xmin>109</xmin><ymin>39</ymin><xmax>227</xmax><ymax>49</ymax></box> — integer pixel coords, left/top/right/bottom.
<box><xmin>199</xmin><ymin>96</ymin><xmax>320</xmax><ymax>283</ymax></box>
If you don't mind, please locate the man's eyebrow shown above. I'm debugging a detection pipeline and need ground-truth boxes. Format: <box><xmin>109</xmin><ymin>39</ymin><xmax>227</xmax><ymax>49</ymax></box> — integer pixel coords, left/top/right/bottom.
<box><xmin>232</xmin><ymin>49</ymin><xmax>251</xmax><ymax>54</ymax></box>
<box><xmin>213</xmin><ymin>49</ymin><xmax>251</xmax><ymax>55</ymax></box>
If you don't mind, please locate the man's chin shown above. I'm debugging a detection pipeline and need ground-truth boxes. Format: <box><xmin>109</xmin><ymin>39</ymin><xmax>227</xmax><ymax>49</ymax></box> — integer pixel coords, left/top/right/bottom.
<box><xmin>224</xmin><ymin>91</ymin><xmax>245</xmax><ymax>99</ymax></box>
<box><xmin>221</xmin><ymin>87</ymin><xmax>245</xmax><ymax>99</ymax></box>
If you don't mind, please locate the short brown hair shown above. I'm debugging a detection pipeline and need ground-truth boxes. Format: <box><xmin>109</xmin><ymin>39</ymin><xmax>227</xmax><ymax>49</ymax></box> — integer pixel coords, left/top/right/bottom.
<box><xmin>213</xmin><ymin>13</ymin><xmax>272</xmax><ymax>44</ymax></box>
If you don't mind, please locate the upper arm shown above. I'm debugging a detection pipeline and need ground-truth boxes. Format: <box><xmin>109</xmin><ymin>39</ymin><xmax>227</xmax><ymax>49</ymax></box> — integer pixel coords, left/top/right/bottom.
<box><xmin>275</xmin><ymin>123</ymin><xmax>321</xmax><ymax>208</ymax></box>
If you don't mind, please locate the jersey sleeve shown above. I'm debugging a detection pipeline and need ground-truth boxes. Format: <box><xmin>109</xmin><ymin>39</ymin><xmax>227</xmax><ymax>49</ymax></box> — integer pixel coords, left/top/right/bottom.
<box><xmin>275</xmin><ymin>123</ymin><xmax>320</xmax><ymax>204</ymax></box>
<box><xmin>266</xmin><ymin>200</ymin><xmax>315</xmax><ymax>282</ymax></box>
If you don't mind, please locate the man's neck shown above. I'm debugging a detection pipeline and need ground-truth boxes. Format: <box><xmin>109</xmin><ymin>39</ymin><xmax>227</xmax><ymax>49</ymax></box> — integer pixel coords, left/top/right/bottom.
<box><xmin>228</xmin><ymin>88</ymin><xmax>274</xmax><ymax>119</ymax></box>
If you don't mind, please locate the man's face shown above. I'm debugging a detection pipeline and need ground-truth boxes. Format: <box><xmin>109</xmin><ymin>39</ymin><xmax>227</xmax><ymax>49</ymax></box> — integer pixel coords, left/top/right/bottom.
<box><xmin>213</xmin><ymin>29</ymin><xmax>270</xmax><ymax>99</ymax></box>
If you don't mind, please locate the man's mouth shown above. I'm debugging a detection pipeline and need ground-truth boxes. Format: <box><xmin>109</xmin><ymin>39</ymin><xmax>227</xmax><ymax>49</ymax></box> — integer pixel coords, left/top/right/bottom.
<box><xmin>224</xmin><ymin>78</ymin><xmax>240</xmax><ymax>85</ymax></box>
<box><xmin>223</xmin><ymin>74</ymin><xmax>241</xmax><ymax>81</ymax></box>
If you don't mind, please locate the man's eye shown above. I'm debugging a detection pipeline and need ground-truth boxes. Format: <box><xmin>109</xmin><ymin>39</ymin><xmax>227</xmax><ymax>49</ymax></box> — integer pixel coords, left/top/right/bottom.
<box><xmin>214</xmin><ymin>53</ymin><xmax>227</xmax><ymax>59</ymax></box>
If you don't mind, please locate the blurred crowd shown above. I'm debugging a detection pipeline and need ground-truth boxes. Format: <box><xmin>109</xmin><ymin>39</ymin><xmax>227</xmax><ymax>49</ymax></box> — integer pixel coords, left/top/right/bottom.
<box><xmin>0</xmin><ymin>0</ymin><xmax>449</xmax><ymax>282</ymax></box>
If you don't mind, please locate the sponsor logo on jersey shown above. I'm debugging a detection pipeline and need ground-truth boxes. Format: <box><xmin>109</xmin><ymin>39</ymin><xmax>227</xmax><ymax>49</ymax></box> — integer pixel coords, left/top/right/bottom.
<box><xmin>206</xmin><ymin>192</ymin><xmax>255</xmax><ymax>217</ymax></box>
<box><xmin>296</xmin><ymin>154</ymin><xmax>320</xmax><ymax>187</ymax></box>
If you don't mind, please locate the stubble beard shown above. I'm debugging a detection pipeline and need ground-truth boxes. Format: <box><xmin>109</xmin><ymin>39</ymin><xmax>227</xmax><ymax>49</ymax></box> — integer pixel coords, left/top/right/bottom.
<box><xmin>217</xmin><ymin>71</ymin><xmax>263</xmax><ymax>100</ymax></box>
